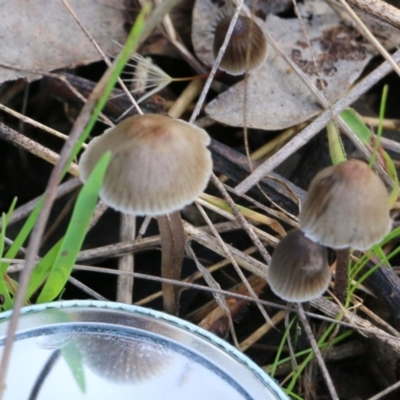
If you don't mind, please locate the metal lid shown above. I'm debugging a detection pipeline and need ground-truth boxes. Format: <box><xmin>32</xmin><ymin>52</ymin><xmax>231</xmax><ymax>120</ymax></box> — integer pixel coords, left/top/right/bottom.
<box><xmin>0</xmin><ymin>300</ymin><xmax>288</xmax><ymax>400</ymax></box>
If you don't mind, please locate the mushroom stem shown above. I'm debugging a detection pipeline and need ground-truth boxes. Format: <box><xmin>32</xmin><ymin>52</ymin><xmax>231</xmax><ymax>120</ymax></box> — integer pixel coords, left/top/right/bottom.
<box><xmin>157</xmin><ymin>211</ymin><xmax>185</xmax><ymax>315</ymax></box>
<box><xmin>117</xmin><ymin>214</ymin><xmax>135</xmax><ymax>303</ymax></box>
<box><xmin>334</xmin><ymin>248</ymin><xmax>350</xmax><ymax>304</ymax></box>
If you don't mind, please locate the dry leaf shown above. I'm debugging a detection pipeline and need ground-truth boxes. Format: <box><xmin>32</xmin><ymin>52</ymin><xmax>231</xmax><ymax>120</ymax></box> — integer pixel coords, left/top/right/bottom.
<box><xmin>0</xmin><ymin>0</ymin><xmax>127</xmax><ymax>84</ymax></box>
<box><xmin>192</xmin><ymin>0</ymin><xmax>374</xmax><ymax>130</ymax></box>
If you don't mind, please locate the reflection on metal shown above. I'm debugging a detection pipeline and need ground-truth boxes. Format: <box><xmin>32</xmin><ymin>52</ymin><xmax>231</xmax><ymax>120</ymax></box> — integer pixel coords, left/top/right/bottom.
<box><xmin>0</xmin><ymin>301</ymin><xmax>289</xmax><ymax>400</ymax></box>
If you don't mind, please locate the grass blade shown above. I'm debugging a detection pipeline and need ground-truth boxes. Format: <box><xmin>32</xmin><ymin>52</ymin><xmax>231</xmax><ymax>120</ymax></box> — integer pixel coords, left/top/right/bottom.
<box><xmin>37</xmin><ymin>152</ymin><xmax>111</xmax><ymax>302</ymax></box>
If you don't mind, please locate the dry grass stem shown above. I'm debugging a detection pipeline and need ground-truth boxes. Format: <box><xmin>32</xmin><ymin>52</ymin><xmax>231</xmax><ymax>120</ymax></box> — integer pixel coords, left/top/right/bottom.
<box><xmin>0</xmin><ymin>122</ymin><xmax>79</xmax><ymax>177</ymax></box>
<box><xmin>296</xmin><ymin>304</ymin><xmax>340</xmax><ymax>400</ymax></box>
<box><xmin>240</xmin><ymin>311</ymin><xmax>285</xmax><ymax>351</ymax></box>
<box><xmin>168</xmin><ymin>79</ymin><xmax>203</xmax><ymax>118</ymax></box>
<box><xmin>194</xmin><ymin>202</ymin><xmax>273</xmax><ymax>325</ymax></box>
<box><xmin>68</xmin><ymin>275</ymin><xmax>106</xmax><ymax>301</ymax></box>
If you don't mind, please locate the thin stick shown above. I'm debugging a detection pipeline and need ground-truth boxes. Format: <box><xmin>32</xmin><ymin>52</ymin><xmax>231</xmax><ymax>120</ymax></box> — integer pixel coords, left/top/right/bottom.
<box><xmin>367</xmin><ymin>379</ymin><xmax>400</xmax><ymax>400</ymax></box>
<box><xmin>296</xmin><ymin>304</ymin><xmax>339</xmax><ymax>400</ymax></box>
<box><xmin>0</xmin><ymin>122</ymin><xmax>79</xmax><ymax>177</ymax></box>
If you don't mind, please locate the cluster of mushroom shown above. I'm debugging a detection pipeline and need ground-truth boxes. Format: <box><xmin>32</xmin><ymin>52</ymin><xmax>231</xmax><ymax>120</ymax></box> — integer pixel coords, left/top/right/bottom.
<box><xmin>267</xmin><ymin>159</ymin><xmax>392</xmax><ymax>303</ymax></box>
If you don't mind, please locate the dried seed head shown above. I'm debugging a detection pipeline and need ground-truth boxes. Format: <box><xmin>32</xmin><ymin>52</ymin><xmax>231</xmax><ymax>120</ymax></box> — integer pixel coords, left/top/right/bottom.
<box><xmin>299</xmin><ymin>159</ymin><xmax>391</xmax><ymax>250</ymax></box>
<box><xmin>267</xmin><ymin>230</ymin><xmax>330</xmax><ymax>302</ymax></box>
<box><xmin>79</xmin><ymin>114</ymin><xmax>213</xmax><ymax>216</ymax></box>
<box><xmin>212</xmin><ymin>15</ymin><xmax>267</xmax><ymax>75</ymax></box>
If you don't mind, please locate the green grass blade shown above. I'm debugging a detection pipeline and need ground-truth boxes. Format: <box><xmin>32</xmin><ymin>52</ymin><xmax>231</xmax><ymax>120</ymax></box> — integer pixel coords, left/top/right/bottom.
<box><xmin>327</xmin><ymin>120</ymin><xmax>346</xmax><ymax>165</ymax></box>
<box><xmin>25</xmin><ymin>239</ymin><xmax>63</xmax><ymax>301</ymax></box>
<box><xmin>37</xmin><ymin>152</ymin><xmax>111</xmax><ymax>302</ymax></box>
<box><xmin>370</xmin><ymin>85</ymin><xmax>388</xmax><ymax>167</ymax></box>
<box><xmin>340</xmin><ymin>108</ymin><xmax>399</xmax><ymax>207</ymax></box>
<box><xmin>0</xmin><ymin>199</ymin><xmax>18</xmax><ymax>309</ymax></box>
<box><xmin>0</xmin><ymin>199</ymin><xmax>42</xmax><ymax>275</ymax></box>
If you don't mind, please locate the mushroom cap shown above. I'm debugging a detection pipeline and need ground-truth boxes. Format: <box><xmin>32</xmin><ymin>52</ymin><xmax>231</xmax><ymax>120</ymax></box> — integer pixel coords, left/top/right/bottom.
<box><xmin>79</xmin><ymin>114</ymin><xmax>213</xmax><ymax>216</ymax></box>
<box><xmin>299</xmin><ymin>159</ymin><xmax>391</xmax><ymax>250</ymax></box>
<box><xmin>267</xmin><ymin>229</ymin><xmax>330</xmax><ymax>302</ymax></box>
<box><xmin>77</xmin><ymin>333</ymin><xmax>172</xmax><ymax>383</ymax></box>
<box><xmin>212</xmin><ymin>15</ymin><xmax>267</xmax><ymax>76</ymax></box>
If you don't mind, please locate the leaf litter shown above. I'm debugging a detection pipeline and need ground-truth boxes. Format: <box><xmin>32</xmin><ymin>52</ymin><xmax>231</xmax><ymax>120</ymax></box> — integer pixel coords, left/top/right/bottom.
<box><xmin>192</xmin><ymin>0</ymin><xmax>391</xmax><ymax>130</ymax></box>
<box><xmin>0</xmin><ymin>0</ymin><xmax>127</xmax><ymax>84</ymax></box>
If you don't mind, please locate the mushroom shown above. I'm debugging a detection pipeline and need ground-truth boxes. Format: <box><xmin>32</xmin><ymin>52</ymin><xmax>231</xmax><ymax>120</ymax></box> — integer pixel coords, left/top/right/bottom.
<box><xmin>267</xmin><ymin>229</ymin><xmax>330</xmax><ymax>302</ymax></box>
<box><xmin>299</xmin><ymin>159</ymin><xmax>391</xmax><ymax>302</ymax></box>
<box><xmin>212</xmin><ymin>14</ymin><xmax>267</xmax><ymax>76</ymax></box>
<box><xmin>79</xmin><ymin>114</ymin><xmax>213</xmax><ymax>314</ymax></box>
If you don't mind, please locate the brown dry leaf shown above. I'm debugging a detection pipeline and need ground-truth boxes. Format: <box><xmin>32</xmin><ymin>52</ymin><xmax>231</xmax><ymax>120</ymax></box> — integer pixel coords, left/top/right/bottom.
<box><xmin>192</xmin><ymin>0</ymin><xmax>374</xmax><ymax>130</ymax></box>
<box><xmin>0</xmin><ymin>0</ymin><xmax>127</xmax><ymax>84</ymax></box>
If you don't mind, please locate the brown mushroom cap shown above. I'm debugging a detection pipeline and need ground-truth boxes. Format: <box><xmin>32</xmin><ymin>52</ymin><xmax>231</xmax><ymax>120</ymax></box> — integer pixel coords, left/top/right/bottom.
<box><xmin>299</xmin><ymin>159</ymin><xmax>391</xmax><ymax>250</ymax></box>
<box><xmin>79</xmin><ymin>114</ymin><xmax>213</xmax><ymax>216</ymax></box>
<box><xmin>267</xmin><ymin>229</ymin><xmax>330</xmax><ymax>302</ymax></box>
<box><xmin>212</xmin><ymin>15</ymin><xmax>267</xmax><ymax>76</ymax></box>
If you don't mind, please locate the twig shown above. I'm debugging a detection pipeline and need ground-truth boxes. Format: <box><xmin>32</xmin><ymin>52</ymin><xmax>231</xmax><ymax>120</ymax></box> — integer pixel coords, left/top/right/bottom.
<box><xmin>0</xmin><ymin>122</ymin><xmax>79</xmax><ymax>177</ymax></box>
<box><xmin>367</xmin><ymin>379</ymin><xmax>400</xmax><ymax>400</ymax></box>
<box><xmin>296</xmin><ymin>304</ymin><xmax>339</xmax><ymax>400</ymax></box>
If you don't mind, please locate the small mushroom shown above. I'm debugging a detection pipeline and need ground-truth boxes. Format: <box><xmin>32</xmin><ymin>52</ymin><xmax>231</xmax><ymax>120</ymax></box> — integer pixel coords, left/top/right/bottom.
<box><xmin>79</xmin><ymin>114</ymin><xmax>212</xmax><ymax>217</ymax></box>
<box><xmin>212</xmin><ymin>14</ymin><xmax>267</xmax><ymax>76</ymax></box>
<box><xmin>267</xmin><ymin>230</ymin><xmax>330</xmax><ymax>302</ymax></box>
<box><xmin>299</xmin><ymin>159</ymin><xmax>391</xmax><ymax>302</ymax></box>
<box><xmin>299</xmin><ymin>159</ymin><xmax>391</xmax><ymax>250</ymax></box>
<box><xmin>79</xmin><ymin>114</ymin><xmax>213</xmax><ymax>314</ymax></box>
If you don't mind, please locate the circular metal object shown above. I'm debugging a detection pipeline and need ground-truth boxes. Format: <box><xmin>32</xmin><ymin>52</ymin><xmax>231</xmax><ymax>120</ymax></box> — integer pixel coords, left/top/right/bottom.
<box><xmin>0</xmin><ymin>301</ymin><xmax>288</xmax><ymax>400</ymax></box>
